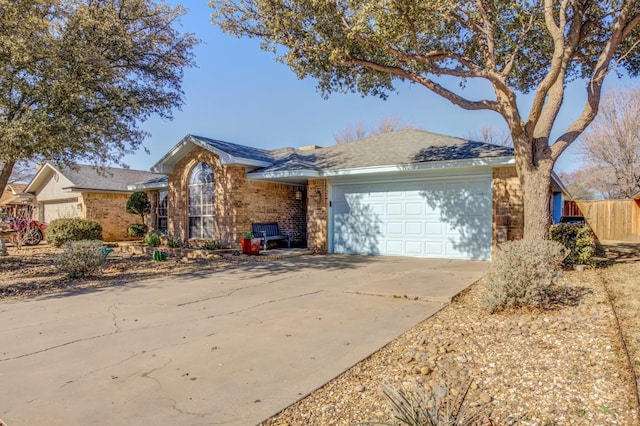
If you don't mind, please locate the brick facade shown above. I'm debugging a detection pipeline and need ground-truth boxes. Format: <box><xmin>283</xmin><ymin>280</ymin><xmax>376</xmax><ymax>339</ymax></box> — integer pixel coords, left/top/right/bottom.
<box><xmin>306</xmin><ymin>179</ymin><xmax>328</xmax><ymax>253</ymax></box>
<box><xmin>156</xmin><ymin>146</ymin><xmax>306</xmax><ymax>248</ymax></box>
<box><xmin>492</xmin><ymin>166</ymin><xmax>524</xmax><ymax>255</ymax></box>
<box><xmin>81</xmin><ymin>192</ymin><xmax>140</xmax><ymax>242</ymax></box>
<box><xmin>145</xmin><ymin>151</ymin><xmax>525</xmax><ymax>258</ymax></box>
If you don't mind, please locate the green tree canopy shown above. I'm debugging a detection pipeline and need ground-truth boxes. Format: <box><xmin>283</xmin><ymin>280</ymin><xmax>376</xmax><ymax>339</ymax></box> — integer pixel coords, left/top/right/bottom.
<box><xmin>210</xmin><ymin>0</ymin><xmax>640</xmax><ymax>239</ymax></box>
<box><xmin>126</xmin><ymin>191</ymin><xmax>151</xmax><ymax>224</ymax></box>
<box><xmin>0</xmin><ymin>0</ymin><xmax>198</xmax><ymax>191</ymax></box>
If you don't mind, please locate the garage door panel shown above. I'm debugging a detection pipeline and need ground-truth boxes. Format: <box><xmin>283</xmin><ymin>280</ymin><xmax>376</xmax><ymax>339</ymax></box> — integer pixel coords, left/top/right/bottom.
<box><xmin>405</xmin><ymin>222</ymin><xmax>422</xmax><ymax>235</ymax></box>
<box><xmin>44</xmin><ymin>200</ymin><xmax>79</xmax><ymax>223</ymax></box>
<box><xmin>386</xmin><ymin>203</ymin><xmax>402</xmax><ymax>215</ymax></box>
<box><xmin>331</xmin><ymin>177</ymin><xmax>491</xmax><ymax>260</ymax></box>
<box><xmin>425</xmin><ymin>221</ymin><xmax>444</xmax><ymax>235</ymax></box>
<box><xmin>405</xmin><ymin>202</ymin><xmax>423</xmax><ymax>215</ymax></box>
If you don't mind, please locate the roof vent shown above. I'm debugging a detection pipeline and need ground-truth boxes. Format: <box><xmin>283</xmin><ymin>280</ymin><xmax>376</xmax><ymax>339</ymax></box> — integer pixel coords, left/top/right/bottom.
<box><xmin>299</xmin><ymin>145</ymin><xmax>323</xmax><ymax>151</ymax></box>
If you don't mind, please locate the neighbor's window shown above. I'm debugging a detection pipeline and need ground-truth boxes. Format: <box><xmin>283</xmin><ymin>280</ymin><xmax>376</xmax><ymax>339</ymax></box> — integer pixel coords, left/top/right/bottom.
<box><xmin>157</xmin><ymin>190</ymin><xmax>168</xmax><ymax>234</ymax></box>
<box><xmin>188</xmin><ymin>162</ymin><xmax>214</xmax><ymax>239</ymax></box>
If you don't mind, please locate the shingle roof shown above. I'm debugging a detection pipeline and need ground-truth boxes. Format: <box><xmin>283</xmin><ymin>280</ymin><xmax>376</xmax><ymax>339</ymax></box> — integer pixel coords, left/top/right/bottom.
<box><xmin>56</xmin><ymin>163</ymin><xmax>166</xmax><ymax>192</ymax></box>
<box><xmin>253</xmin><ymin>129</ymin><xmax>513</xmax><ymax>174</ymax></box>
<box><xmin>191</xmin><ymin>135</ymin><xmax>275</xmax><ymax>163</ymax></box>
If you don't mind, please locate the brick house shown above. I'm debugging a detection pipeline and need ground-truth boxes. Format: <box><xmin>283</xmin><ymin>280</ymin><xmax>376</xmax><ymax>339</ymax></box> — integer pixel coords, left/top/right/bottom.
<box><xmin>24</xmin><ymin>162</ymin><xmax>165</xmax><ymax>241</ymax></box>
<box><xmin>132</xmin><ymin>130</ymin><xmax>567</xmax><ymax>260</ymax></box>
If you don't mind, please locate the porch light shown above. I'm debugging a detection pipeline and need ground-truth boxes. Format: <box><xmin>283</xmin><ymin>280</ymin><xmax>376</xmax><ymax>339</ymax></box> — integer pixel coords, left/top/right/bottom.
<box><xmin>295</xmin><ymin>190</ymin><xmax>303</xmax><ymax>200</ymax></box>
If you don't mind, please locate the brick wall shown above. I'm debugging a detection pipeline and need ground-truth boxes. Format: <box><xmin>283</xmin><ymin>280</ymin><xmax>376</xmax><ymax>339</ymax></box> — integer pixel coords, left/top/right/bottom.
<box><xmin>242</xmin><ymin>181</ymin><xmax>307</xmax><ymax>245</ymax></box>
<box><xmin>492</xmin><ymin>166</ymin><xmax>524</xmax><ymax>255</ymax></box>
<box><xmin>81</xmin><ymin>192</ymin><xmax>139</xmax><ymax>241</ymax></box>
<box><xmin>167</xmin><ymin>146</ymin><xmax>306</xmax><ymax>248</ymax></box>
<box><xmin>307</xmin><ymin>179</ymin><xmax>328</xmax><ymax>253</ymax></box>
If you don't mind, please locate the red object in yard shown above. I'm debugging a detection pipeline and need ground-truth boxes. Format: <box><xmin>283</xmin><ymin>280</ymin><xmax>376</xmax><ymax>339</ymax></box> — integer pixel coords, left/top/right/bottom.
<box><xmin>241</xmin><ymin>238</ymin><xmax>261</xmax><ymax>255</ymax></box>
<box><xmin>9</xmin><ymin>219</ymin><xmax>47</xmax><ymax>245</ymax></box>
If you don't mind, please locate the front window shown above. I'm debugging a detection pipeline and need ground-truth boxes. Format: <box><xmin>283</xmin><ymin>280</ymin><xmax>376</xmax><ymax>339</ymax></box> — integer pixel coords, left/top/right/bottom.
<box><xmin>188</xmin><ymin>162</ymin><xmax>214</xmax><ymax>239</ymax></box>
<box><xmin>157</xmin><ymin>191</ymin><xmax>168</xmax><ymax>234</ymax></box>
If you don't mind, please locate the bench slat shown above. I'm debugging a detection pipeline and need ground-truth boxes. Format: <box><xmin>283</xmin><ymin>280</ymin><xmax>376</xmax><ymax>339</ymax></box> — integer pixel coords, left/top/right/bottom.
<box><xmin>251</xmin><ymin>222</ymin><xmax>290</xmax><ymax>250</ymax></box>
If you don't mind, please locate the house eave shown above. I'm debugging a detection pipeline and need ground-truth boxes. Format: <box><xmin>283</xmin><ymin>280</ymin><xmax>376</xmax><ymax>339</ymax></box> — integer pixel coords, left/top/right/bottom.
<box><xmin>151</xmin><ymin>134</ymin><xmax>272</xmax><ymax>174</ymax></box>
<box><xmin>127</xmin><ymin>181</ymin><xmax>169</xmax><ymax>191</ymax></box>
<box><xmin>62</xmin><ymin>186</ymin><xmax>134</xmax><ymax>195</ymax></box>
<box><xmin>320</xmin><ymin>156</ymin><xmax>515</xmax><ymax>178</ymax></box>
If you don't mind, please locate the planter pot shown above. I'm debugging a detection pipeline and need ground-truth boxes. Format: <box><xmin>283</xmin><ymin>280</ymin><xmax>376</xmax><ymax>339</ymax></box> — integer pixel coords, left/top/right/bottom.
<box><xmin>152</xmin><ymin>250</ymin><xmax>168</xmax><ymax>261</ymax></box>
<box><xmin>241</xmin><ymin>238</ymin><xmax>261</xmax><ymax>255</ymax></box>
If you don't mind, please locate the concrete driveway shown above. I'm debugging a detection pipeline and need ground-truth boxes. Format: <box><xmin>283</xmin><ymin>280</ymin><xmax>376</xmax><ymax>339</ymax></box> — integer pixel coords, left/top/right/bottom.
<box><xmin>0</xmin><ymin>255</ymin><xmax>488</xmax><ymax>425</ymax></box>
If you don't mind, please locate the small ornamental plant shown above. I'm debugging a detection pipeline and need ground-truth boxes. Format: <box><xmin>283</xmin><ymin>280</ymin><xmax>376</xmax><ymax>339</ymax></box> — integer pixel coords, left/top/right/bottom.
<box><xmin>55</xmin><ymin>240</ymin><xmax>109</xmax><ymax>278</ymax></box>
<box><xmin>484</xmin><ymin>240</ymin><xmax>568</xmax><ymax>312</ymax></box>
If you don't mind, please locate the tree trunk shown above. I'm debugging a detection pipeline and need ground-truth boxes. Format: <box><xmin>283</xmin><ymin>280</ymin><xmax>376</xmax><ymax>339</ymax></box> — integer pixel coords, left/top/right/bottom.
<box><xmin>0</xmin><ymin>161</ymin><xmax>16</xmax><ymax>193</ymax></box>
<box><xmin>518</xmin><ymin>164</ymin><xmax>553</xmax><ymax>241</ymax></box>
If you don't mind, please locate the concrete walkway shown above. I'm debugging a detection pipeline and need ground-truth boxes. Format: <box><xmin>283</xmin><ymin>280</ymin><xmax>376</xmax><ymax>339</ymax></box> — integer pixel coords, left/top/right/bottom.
<box><xmin>0</xmin><ymin>255</ymin><xmax>488</xmax><ymax>425</ymax></box>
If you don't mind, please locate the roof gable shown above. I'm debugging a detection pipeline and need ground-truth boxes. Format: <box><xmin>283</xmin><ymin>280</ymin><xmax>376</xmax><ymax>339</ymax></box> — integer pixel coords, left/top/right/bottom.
<box><xmin>151</xmin><ymin>134</ymin><xmax>274</xmax><ymax>174</ymax></box>
<box><xmin>25</xmin><ymin>162</ymin><xmax>165</xmax><ymax>194</ymax></box>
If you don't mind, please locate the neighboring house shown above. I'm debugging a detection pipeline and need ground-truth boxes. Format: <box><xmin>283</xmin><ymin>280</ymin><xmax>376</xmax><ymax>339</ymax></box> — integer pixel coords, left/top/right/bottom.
<box><xmin>0</xmin><ymin>183</ymin><xmax>36</xmax><ymax>219</ymax></box>
<box><xmin>130</xmin><ymin>129</ymin><xmax>567</xmax><ymax>260</ymax></box>
<box><xmin>24</xmin><ymin>162</ymin><xmax>165</xmax><ymax>241</ymax></box>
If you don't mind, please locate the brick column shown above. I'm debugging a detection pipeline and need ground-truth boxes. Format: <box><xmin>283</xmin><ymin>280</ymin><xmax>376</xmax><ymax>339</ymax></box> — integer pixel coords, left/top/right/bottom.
<box><xmin>307</xmin><ymin>179</ymin><xmax>328</xmax><ymax>253</ymax></box>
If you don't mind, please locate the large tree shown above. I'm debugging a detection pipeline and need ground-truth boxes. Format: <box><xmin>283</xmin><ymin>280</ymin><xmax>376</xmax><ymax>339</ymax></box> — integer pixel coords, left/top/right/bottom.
<box><xmin>577</xmin><ymin>86</ymin><xmax>640</xmax><ymax>198</ymax></box>
<box><xmin>210</xmin><ymin>0</ymin><xmax>640</xmax><ymax>240</ymax></box>
<box><xmin>0</xmin><ymin>0</ymin><xmax>198</xmax><ymax>191</ymax></box>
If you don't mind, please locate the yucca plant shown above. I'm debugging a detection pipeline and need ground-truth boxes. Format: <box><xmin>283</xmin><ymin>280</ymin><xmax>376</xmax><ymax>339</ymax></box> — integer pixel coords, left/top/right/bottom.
<box><xmin>368</xmin><ymin>379</ymin><xmax>489</xmax><ymax>426</ymax></box>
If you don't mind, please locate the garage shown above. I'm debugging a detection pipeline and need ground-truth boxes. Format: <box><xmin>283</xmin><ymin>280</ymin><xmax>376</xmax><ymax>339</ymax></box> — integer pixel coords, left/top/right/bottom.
<box><xmin>43</xmin><ymin>199</ymin><xmax>79</xmax><ymax>223</ymax></box>
<box><xmin>330</xmin><ymin>175</ymin><xmax>492</xmax><ymax>260</ymax></box>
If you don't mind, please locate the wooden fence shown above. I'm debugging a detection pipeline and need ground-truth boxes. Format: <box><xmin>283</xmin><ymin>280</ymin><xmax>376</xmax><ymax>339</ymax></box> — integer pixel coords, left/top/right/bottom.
<box><xmin>564</xmin><ymin>199</ymin><xmax>640</xmax><ymax>242</ymax></box>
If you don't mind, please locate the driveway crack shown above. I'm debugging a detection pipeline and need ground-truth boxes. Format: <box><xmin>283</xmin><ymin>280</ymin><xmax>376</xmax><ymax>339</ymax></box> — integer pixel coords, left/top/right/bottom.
<box><xmin>0</xmin><ymin>331</ymin><xmax>118</xmax><ymax>362</ymax></box>
<box><xmin>177</xmin><ymin>283</ymin><xmax>265</xmax><ymax>307</ymax></box>
<box><xmin>108</xmin><ymin>304</ymin><xmax>121</xmax><ymax>333</ymax></box>
<box><xmin>207</xmin><ymin>290</ymin><xmax>323</xmax><ymax>318</ymax></box>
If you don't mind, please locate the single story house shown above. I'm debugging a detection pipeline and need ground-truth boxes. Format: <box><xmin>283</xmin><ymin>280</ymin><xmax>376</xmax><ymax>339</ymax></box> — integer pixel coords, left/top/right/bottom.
<box><xmin>131</xmin><ymin>129</ymin><xmax>567</xmax><ymax>260</ymax></box>
<box><xmin>0</xmin><ymin>183</ymin><xmax>36</xmax><ymax>219</ymax></box>
<box><xmin>24</xmin><ymin>162</ymin><xmax>165</xmax><ymax>241</ymax></box>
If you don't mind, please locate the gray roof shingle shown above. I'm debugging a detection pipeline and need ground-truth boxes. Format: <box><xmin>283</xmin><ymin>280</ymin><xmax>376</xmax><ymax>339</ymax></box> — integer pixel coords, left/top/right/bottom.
<box><xmin>57</xmin><ymin>163</ymin><xmax>166</xmax><ymax>192</ymax></box>
<box><xmin>252</xmin><ymin>129</ymin><xmax>513</xmax><ymax>174</ymax></box>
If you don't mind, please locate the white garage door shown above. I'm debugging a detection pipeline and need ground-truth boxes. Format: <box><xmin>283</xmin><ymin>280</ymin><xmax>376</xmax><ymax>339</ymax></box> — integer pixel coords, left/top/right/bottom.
<box><xmin>331</xmin><ymin>177</ymin><xmax>492</xmax><ymax>260</ymax></box>
<box><xmin>44</xmin><ymin>200</ymin><xmax>79</xmax><ymax>223</ymax></box>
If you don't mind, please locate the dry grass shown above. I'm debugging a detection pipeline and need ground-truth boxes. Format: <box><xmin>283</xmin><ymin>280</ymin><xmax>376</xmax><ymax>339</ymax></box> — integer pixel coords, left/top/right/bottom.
<box><xmin>599</xmin><ymin>262</ymin><xmax>640</xmax><ymax>414</ymax></box>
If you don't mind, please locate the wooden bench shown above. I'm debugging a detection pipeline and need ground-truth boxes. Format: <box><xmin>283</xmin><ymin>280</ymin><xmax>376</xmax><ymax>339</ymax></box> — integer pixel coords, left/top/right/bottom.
<box><xmin>251</xmin><ymin>222</ymin><xmax>290</xmax><ymax>250</ymax></box>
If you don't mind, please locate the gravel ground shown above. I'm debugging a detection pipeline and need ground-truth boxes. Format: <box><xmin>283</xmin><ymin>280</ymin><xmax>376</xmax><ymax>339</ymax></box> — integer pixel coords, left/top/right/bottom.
<box><xmin>261</xmin><ymin>267</ymin><xmax>639</xmax><ymax>425</ymax></box>
<box><xmin>1</xmin><ymin>244</ymin><xmax>639</xmax><ymax>425</ymax></box>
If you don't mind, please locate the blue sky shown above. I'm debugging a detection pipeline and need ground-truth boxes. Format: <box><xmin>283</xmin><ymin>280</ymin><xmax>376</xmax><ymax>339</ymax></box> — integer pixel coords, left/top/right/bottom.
<box><xmin>127</xmin><ymin>1</ymin><xmax>634</xmax><ymax>174</ymax></box>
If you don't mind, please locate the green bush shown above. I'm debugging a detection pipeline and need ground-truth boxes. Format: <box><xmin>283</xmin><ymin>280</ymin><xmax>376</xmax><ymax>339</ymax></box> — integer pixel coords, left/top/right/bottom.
<box><xmin>127</xmin><ymin>223</ymin><xmax>148</xmax><ymax>238</ymax></box>
<box><xmin>126</xmin><ymin>191</ymin><xmax>151</xmax><ymax>224</ymax></box>
<box><xmin>201</xmin><ymin>240</ymin><xmax>221</xmax><ymax>250</ymax></box>
<box><xmin>55</xmin><ymin>240</ymin><xmax>108</xmax><ymax>278</ymax></box>
<box><xmin>549</xmin><ymin>223</ymin><xmax>596</xmax><ymax>265</ymax></box>
<box><xmin>47</xmin><ymin>218</ymin><xmax>103</xmax><ymax>247</ymax></box>
<box><xmin>144</xmin><ymin>231</ymin><xmax>162</xmax><ymax>247</ymax></box>
<box><xmin>483</xmin><ymin>240</ymin><xmax>568</xmax><ymax>313</ymax></box>
<box><xmin>166</xmin><ymin>236</ymin><xmax>185</xmax><ymax>248</ymax></box>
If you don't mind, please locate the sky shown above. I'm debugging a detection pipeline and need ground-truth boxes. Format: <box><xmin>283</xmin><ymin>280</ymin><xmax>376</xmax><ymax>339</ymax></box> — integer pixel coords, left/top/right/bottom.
<box><xmin>125</xmin><ymin>1</ymin><xmax>635</xmax><ymax>174</ymax></box>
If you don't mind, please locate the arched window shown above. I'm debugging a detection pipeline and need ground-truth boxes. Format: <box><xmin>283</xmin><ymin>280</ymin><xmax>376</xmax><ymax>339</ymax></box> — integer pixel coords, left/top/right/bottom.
<box><xmin>188</xmin><ymin>162</ymin><xmax>214</xmax><ymax>239</ymax></box>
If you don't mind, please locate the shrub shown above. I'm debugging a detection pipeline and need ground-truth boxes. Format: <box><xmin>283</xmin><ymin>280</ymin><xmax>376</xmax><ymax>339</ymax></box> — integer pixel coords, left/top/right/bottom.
<box><xmin>483</xmin><ymin>240</ymin><xmax>568</xmax><ymax>312</ymax></box>
<box><xmin>166</xmin><ymin>236</ymin><xmax>185</xmax><ymax>248</ymax></box>
<box><xmin>127</xmin><ymin>223</ymin><xmax>148</xmax><ymax>238</ymax></box>
<box><xmin>549</xmin><ymin>223</ymin><xmax>596</xmax><ymax>265</ymax></box>
<box><xmin>47</xmin><ymin>218</ymin><xmax>103</xmax><ymax>247</ymax></box>
<box><xmin>144</xmin><ymin>231</ymin><xmax>162</xmax><ymax>247</ymax></box>
<box><xmin>201</xmin><ymin>240</ymin><xmax>221</xmax><ymax>250</ymax></box>
<box><xmin>377</xmin><ymin>379</ymin><xmax>487</xmax><ymax>426</ymax></box>
<box><xmin>55</xmin><ymin>240</ymin><xmax>108</xmax><ymax>278</ymax></box>
<box><xmin>126</xmin><ymin>191</ymin><xmax>151</xmax><ymax>224</ymax></box>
